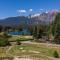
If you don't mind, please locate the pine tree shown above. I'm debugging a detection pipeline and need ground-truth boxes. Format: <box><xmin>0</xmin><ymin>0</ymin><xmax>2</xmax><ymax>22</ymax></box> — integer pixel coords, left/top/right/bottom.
<box><xmin>52</xmin><ymin>13</ymin><xmax>60</xmax><ymax>44</ymax></box>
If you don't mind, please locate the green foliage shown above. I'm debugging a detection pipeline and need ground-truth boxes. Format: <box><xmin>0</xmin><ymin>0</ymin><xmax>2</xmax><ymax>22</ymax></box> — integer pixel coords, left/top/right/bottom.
<box><xmin>33</xmin><ymin>25</ymin><xmax>37</xmax><ymax>38</ymax></box>
<box><xmin>38</xmin><ymin>29</ymin><xmax>43</xmax><ymax>38</ymax></box>
<box><xmin>52</xmin><ymin>13</ymin><xmax>60</xmax><ymax>36</ymax></box>
<box><xmin>52</xmin><ymin>13</ymin><xmax>60</xmax><ymax>43</ymax></box>
<box><xmin>0</xmin><ymin>38</ymin><xmax>11</xmax><ymax>46</ymax></box>
<box><xmin>33</xmin><ymin>24</ymin><xmax>49</xmax><ymax>39</ymax></box>
<box><xmin>54</xmin><ymin>36</ymin><xmax>60</xmax><ymax>44</ymax></box>
<box><xmin>16</xmin><ymin>39</ymin><xmax>21</xmax><ymax>45</ymax></box>
<box><xmin>28</xmin><ymin>25</ymin><xmax>34</xmax><ymax>35</ymax></box>
<box><xmin>0</xmin><ymin>25</ymin><xmax>3</xmax><ymax>32</ymax></box>
<box><xmin>3</xmin><ymin>32</ymin><xmax>12</xmax><ymax>38</ymax></box>
<box><xmin>53</xmin><ymin>50</ymin><xmax>59</xmax><ymax>58</ymax></box>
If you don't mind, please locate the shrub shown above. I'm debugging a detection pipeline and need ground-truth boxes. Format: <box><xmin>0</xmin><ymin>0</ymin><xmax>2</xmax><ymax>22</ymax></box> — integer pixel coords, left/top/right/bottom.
<box><xmin>16</xmin><ymin>39</ymin><xmax>21</xmax><ymax>45</ymax></box>
<box><xmin>0</xmin><ymin>38</ymin><xmax>11</xmax><ymax>46</ymax></box>
<box><xmin>3</xmin><ymin>32</ymin><xmax>12</xmax><ymax>38</ymax></box>
<box><xmin>53</xmin><ymin>50</ymin><xmax>59</xmax><ymax>58</ymax></box>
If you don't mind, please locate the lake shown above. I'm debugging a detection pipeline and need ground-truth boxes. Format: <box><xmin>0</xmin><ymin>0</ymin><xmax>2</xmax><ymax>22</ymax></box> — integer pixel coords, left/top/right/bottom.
<box><xmin>8</xmin><ymin>29</ymin><xmax>31</xmax><ymax>35</ymax></box>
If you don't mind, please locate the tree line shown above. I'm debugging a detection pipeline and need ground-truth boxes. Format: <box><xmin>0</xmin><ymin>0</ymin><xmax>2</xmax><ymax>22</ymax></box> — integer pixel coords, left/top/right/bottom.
<box><xmin>31</xmin><ymin>13</ymin><xmax>60</xmax><ymax>44</ymax></box>
<box><xmin>0</xmin><ymin>13</ymin><xmax>60</xmax><ymax>44</ymax></box>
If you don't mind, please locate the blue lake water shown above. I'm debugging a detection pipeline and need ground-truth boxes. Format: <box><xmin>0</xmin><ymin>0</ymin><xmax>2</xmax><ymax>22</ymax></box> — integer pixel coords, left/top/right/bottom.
<box><xmin>8</xmin><ymin>29</ymin><xmax>31</xmax><ymax>35</ymax></box>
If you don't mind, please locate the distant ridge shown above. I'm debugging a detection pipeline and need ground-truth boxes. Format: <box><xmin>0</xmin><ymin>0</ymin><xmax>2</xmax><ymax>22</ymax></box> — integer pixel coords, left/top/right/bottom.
<box><xmin>0</xmin><ymin>10</ymin><xmax>60</xmax><ymax>27</ymax></box>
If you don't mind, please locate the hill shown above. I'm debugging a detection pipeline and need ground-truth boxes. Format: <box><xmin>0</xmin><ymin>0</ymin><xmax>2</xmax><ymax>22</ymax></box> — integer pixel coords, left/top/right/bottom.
<box><xmin>0</xmin><ymin>10</ymin><xmax>59</xmax><ymax>27</ymax></box>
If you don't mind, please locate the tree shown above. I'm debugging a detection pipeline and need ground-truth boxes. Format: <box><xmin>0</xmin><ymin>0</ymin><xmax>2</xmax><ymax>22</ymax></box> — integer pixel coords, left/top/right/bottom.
<box><xmin>52</xmin><ymin>13</ymin><xmax>60</xmax><ymax>44</ymax></box>
<box><xmin>3</xmin><ymin>32</ymin><xmax>12</xmax><ymax>38</ymax></box>
<box><xmin>53</xmin><ymin>50</ymin><xmax>59</xmax><ymax>58</ymax></box>
<box><xmin>28</xmin><ymin>24</ymin><xmax>33</xmax><ymax>35</ymax></box>
<box><xmin>33</xmin><ymin>25</ymin><xmax>37</xmax><ymax>39</ymax></box>
<box><xmin>47</xmin><ymin>23</ymin><xmax>53</xmax><ymax>41</ymax></box>
<box><xmin>4</xmin><ymin>26</ymin><xmax>12</xmax><ymax>32</ymax></box>
<box><xmin>38</xmin><ymin>29</ymin><xmax>43</xmax><ymax>38</ymax></box>
<box><xmin>33</xmin><ymin>24</ymin><xmax>48</xmax><ymax>39</ymax></box>
<box><xmin>37</xmin><ymin>24</ymin><xmax>48</xmax><ymax>39</ymax></box>
<box><xmin>0</xmin><ymin>25</ymin><xmax>3</xmax><ymax>32</ymax></box>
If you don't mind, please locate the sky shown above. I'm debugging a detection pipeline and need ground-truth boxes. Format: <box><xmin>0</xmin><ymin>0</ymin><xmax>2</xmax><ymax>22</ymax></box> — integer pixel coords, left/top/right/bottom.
<box><xmin>0</xmin><ymin>0</ymin><xmax>60</xmax><ymax>19</ymax></box>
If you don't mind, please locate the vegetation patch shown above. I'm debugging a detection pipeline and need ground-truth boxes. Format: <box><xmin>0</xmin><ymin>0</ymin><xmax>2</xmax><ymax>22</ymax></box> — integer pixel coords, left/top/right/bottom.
<box><xmin>8</xmin><ymin>35</ymin><xmax>33</xmax><ymax>42</ymax></box>
<box><xmin>8</xmin><ymin>43</ymin><xmax>60</xmax><ymax>57</ymax></box>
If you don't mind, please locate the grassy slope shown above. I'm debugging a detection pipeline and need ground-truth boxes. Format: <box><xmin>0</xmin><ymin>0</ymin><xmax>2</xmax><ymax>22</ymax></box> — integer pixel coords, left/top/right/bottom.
<box><xmin>8</xmin><ymin>43</ymin><xmax>60</xmax><ymax>59</ymax></box>
<box><xmin>9</xmin><ymin>44</ymin><xmax>55</xmax><ymax>57</ymax></box>
<box><xmin>0</xmin><ymin>47</ymin><xmax>9</xmax><ymax>57</ymax></box>
<box><xmin>0</xmin><ymin>43</ymin><xmax>60</xmax><ymax>60</ymax></box>
<box><xmin>0</xmin><ymin>32</ymin><xmax>33</xmax><ymax>41</ymax></box>
<box><xmin>8</xmin><ymin>35</ymin><xmax>33</xmax><ymax>42</ymax></box>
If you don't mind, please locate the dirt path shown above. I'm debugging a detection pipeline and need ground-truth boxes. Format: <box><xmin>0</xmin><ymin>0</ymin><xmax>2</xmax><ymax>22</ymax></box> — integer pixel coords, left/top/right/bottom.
<box><xmin>6</xmin><ymin>46</ymin><xmax>13</xmax><ymax>56</ymax></box>
<box><xmin>48</xmin><ymin>56</ymin><xmax>60</xmax><ymax>60</ymax></box>
<box><xmin>13</xmin><ymin>56</ymin><xmax>60</xmax><ymax>60</ymax></box>
<box><xmin>5</xmin><ymin>43</ymin><xmax>60</xmax><ymax>60</ymax></box>
<box><xmin>13</xmin><ymin>57</ymin><xmax>33</xmax><ymax>60</ymax></box>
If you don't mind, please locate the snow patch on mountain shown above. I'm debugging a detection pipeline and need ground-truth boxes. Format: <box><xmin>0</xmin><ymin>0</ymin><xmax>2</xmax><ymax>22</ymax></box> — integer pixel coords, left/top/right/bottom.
<box><xmin>31</xmin><ymin>13</ymin><xmax>41</xmax><ymax>18</ymax></box>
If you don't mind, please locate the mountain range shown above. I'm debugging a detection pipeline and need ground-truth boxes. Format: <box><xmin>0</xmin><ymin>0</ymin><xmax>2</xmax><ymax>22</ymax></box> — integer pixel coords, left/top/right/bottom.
<box><xmin>0</xmin><ymin>10</ymin><xmax>60</xmax><ymax>27</ymax></box>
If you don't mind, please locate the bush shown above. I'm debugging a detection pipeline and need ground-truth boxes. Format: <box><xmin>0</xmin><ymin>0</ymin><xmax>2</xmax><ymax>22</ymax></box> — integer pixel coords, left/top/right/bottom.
<box><xmin>0</xmin><ymin>38</ymin><xmax>11</xmax><ymax>46</ymax></box>
<box><xmin>53</xmin><ymin>50</ymin><xmax>59</xmax><ymax>58</ymax></box>
<box><xmin>16</xmin><ymin>39</ymin><xmax>21</xmax><ymax>45</ymax></box>
<box><xmin>54</xmin><ymin>36</ymin><xmax>60</xmax><ymax>44</ymax></box>
<box><xmin>3</xmin><ymin>32</ymin><xmax>12</xmax><ymax>38</ymax></box>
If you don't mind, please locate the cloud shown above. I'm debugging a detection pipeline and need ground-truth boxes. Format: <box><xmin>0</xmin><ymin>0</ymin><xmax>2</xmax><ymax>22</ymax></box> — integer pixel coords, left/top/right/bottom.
<box><xmin>29</xmin><ymin>9</ymin><xmax>33</xmax><ymax>12</ymax></box>
<box><xmin>40</xmin><ymin>9</ymin><xmax>43</xmax><ymax>11</ymax></box>
<box><xmin>45</xmin><ymin>10</ymin><xmax>48</xmax><ymax>13</ymax></box>
<box><xmin>17</xmin><ymin>9</ymin><xmax>26</xmax><ymax>13</ymax></box>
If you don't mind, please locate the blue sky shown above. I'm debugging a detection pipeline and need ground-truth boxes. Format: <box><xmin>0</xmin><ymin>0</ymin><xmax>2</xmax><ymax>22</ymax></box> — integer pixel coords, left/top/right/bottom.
<box><xmin>0</xmin><ymin>0</ymin><xmax>60</xmax><ymax>19</ymax></box>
